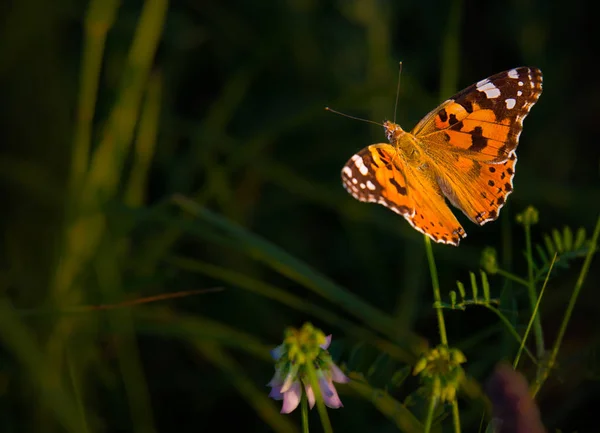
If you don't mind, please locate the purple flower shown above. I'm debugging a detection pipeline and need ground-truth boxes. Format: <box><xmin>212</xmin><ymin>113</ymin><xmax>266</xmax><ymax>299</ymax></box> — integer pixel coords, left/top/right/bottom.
<box><xmin>267</xmin><ymin>324</ymin><xmax>349</xmax><ymax>414</ymax></box>
<box><xmin>486</xmin><ymin>363</ymin><xmax>546</xmax><ymax>433</ymax></box>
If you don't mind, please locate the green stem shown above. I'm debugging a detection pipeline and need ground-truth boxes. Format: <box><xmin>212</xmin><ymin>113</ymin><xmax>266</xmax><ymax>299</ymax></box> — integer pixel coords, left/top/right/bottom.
<box><xmin>524</xmin><ymin>223</ymin><xmax>545</xmax><ymax>357</ymax></box>
<box><xmin>306</xmin><ymin>364</ymin><xmax>333</xmax><ymax>433</ymax></box>
<box><xmin>495</xmin><ymin>268</ymin><xmax>530</xmax><ymax>288</ymax></box>
<box><xmin>301</xmin><ymin>394</ymin><xmax>309</xmax><ymax>433</ymax></box>
<box><xmin>451</xmin><ymin>399</ymin><xmax>462</xmax><ymax>433</ymax></box>
<box><xmin>514</xmin><ymin>253</ymin><xmax>557</xmax><ymax>369</ymax></box>
<box><xmin>485</xmin><ymin>306</ymin><xmax>537</xmax><ymax>364</ymax></box>
<box><xmin>531</xmin><ymin>213</ymin><xmax>600</xmax><ymax>397</ymax></box>
<box><xmin>423</xmin><ymin>387</ymin><xmax>437</xmax><ymax>433</ymax></box>
<box><xmin>424</xmin><ymin>236</ymin><xmax>448</xmax><ymax>345</ymax></box>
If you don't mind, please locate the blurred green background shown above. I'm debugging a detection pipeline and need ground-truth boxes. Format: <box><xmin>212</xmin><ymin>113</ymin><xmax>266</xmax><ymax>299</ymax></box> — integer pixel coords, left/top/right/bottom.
<box><xmin>1</xmin><ymin>0</ymin><xmax>599</xmax><ymax>432</ymax></box>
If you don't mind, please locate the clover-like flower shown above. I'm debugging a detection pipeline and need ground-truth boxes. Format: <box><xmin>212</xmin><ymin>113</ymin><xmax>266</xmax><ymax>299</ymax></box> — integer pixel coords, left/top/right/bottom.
<box><xmin>413</xmin><ymin>345</ymin><xmax>467</xmax><ymax>403</ymax></box>
<box><xmin>480</xmin><ymin>247</ymin><xmax>499</xmax><ymax>274</ymax></box>
<box><xmin>516</xmin><ymin>206</ymin><xmax>539</xmax><ymax>226</ymax></box>
<box><xmin>267</xmin><ymin>323</ymin><xmax>350</xmax><ymax>414</ymax></box>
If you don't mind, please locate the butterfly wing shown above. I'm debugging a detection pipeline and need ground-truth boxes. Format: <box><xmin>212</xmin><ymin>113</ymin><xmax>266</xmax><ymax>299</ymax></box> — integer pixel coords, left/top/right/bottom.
<box><xmin>413</xmin><ymin>67</ymin><xmax>543</xmax><ymax>224</ymax></box>
<box><xmin>413</xmin><ymin>67</ymin><xmax>542</xmax><ymax>162</ymax></box>
<box><xmin>342</xmin><ymin>144</ymin><xmax>467</xmax><ymax>245</ymax></box>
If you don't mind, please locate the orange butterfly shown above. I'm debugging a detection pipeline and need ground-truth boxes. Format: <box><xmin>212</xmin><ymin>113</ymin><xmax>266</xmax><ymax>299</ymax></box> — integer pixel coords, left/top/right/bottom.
<box><xmin>341</xmin><ymin>67</ymin><xmax>543</xmax><ymax>246</ymax></box>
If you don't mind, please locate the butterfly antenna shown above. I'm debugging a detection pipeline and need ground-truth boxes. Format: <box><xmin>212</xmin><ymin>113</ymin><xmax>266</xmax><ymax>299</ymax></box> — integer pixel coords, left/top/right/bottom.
<box><xmin>393</xmin><ymin>61</ymin><xmax>403</xmax><ymax>123</ymax></box>
<box><xmin>325</xmin><ymin>107</ymin><xmax>383</xmax><ymax>127</ymax></box>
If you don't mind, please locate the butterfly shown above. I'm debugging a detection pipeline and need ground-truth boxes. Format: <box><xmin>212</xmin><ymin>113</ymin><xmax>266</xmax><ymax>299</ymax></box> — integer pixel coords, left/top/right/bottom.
<box><xmin>341</xmin><ymin>67</ymin><xmax>543</xmax><ymax>246</ymax></box>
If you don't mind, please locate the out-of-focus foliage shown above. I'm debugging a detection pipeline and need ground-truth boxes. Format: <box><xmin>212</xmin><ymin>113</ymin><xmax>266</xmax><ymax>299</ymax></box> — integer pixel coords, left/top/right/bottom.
<box><xmin>1</xmin><ymin>0</ymin><xmax>598</xmax><ymax>432</ymax></box>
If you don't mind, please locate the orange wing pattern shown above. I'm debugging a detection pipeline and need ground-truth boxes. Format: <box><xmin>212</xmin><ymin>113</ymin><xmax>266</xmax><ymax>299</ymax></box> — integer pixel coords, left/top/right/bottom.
<box><xmin>342</xmin><ymin>144</ymin><xmax>414</xmax><ymax>219</ymax></box>
<box><xmin>434</xmin><ymin>151</ymin><xmax>518</xmax><ymax>225</ymax></box>
<box><xmin>340</xmin><ymin>67</ymin><xmax>543</xmax><ymax>246</ymax></box>
<box><xmin>342</xmin><ymin>144</ymin><xmax>466</xmax><ymax>245</ymax></box>
<box><xmin>414</xmin><ymin>67</ymin><xmax>543</xmax><ymax>162</ymax></box>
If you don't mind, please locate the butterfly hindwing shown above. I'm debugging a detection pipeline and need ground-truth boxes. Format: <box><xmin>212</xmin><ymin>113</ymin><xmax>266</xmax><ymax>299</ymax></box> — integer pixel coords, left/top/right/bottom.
<box><xmin>435</xmin><ymin>151</ymin><xmax>518</xmax><ymax>225</ymax></box>
<box><xmin>341</xmin><ymin>144</ymin><xmax>467</xmax><ymax>245</ymax></box>
<box><xmin>342</xmin><ymin>144</ymin><xmax>414</xmax><ymax>218</ymax></box>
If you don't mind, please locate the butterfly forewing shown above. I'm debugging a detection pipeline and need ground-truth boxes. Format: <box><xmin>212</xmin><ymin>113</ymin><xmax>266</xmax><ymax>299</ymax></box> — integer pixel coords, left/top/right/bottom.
<box><xmin>413</xmin><ymin>67</ymin><xmax>543</xmax><ymax>162</ymax></box>
<box><xmin>417</xmin><ymin>67</ymin><xmax>542</xmax><ymax>225</ymax></box>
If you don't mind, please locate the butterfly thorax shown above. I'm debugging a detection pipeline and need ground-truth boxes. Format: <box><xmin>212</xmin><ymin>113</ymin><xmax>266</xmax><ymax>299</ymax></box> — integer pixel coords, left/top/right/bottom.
<box><xmin>383</xmin><ymin>120</ymin><xmax>405</xmax><ymax>142</ymax></box>
<box><xmin>383</xmin><ymin>120</ymin><xmax>424</xmax><ymax>165</ymax></box>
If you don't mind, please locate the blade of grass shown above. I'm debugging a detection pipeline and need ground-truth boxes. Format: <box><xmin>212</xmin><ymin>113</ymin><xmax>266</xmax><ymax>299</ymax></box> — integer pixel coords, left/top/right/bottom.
<box><xmin>71</xmin><ymin>0</ymin><xmax>121</xmax><ymax>194</ymax></box>
<box><xmin>196</xmin><ymin>342</ymin><xmax>299</xmax><ymax>433</ymax></box>
<box><xmin>125</xmin><ymin>70</ymin><xmax>162</xmax><ymax>207</ymax></box>
<box><xmin>0</xmin><ymin>299</ymin><xmax>82</xmax><ymax>433</ymax></box>
<box><xmin>347</xmin><ymin>375</ymin><xmax>430</xmax><ymax>433</ymax></box>
<box><xmin>167</xmin><ymin>256</ymin><xmax>422</xmax><ymax>363</ymax></box>
<box><xmin>513</xmin><ymin>253</ymin><xmax>557</xmax><ymax>370</ymax></box>
<box><xmin>85</xmin><ymin>0</ymin><xmax>168</xmax><ymax>201</ymax></box>
<box><xmin>95</xmin><ymin>240</ymin><xmax>156</xmax><ymax>433</ymax></box>
<box><xmin>167</xmin><ymin>196</ymin><xmax>425</xmax><ymax>352</ymax></box>
<box><xmin>439</xmin><ymin>0</ymin><xmax>463</xmax><ymax>98</ymax></box>
<box><xmin>524</xmin><ymin>218</ymin><xmax>545</xmax><ymax>358</ymax></box>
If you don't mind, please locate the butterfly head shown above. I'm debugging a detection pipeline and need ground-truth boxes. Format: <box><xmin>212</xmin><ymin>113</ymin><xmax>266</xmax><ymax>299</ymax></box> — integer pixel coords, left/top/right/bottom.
<box><xmin>383</xmin><ymin>121</ymin><xmax>405</xmax><ymax>144</ymax></box>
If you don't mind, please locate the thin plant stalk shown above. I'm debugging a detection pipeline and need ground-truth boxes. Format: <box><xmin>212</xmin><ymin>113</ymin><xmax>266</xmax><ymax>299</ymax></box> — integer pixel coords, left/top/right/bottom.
<box><xmin>451</xmin><ymin>400</ymin><xmax>461</xmax><ymax>433</ymax></box>
<box><xmin>514</xmin><ymin>253</ymin><xmax>557</xmax><ymax>369</ymax></box>
<box><xmin>495</xmin><ymin>269</ymin><xmax>529</xmax><ymax>288</ymax></box>
<box><xmin>524</xmin><ymin>221</ymin><xmax>545</xmax><ymax>357</ymax></box>
<box><xmin>305</xmin><ymin>363</ymin><xmax>333</xmax><ymax>433</ymax></box>
<box><xmin>301</xmin><ymin>395</ymin><xmax>309</xmax><ymax>433</ymax></box>
<box><xmin>423</xmin><ymin>388</ymin><xmax>437</xmax><ymax>433</ymax></box>
<box><xmin>484</xmin><ymin>305</ymin><xmax>537</xmax><ymax>364</ymax></box>
<box><xmin>531</xmin><ymin>212</ymin><xmax>600</xmax><ymax>397</ymax></box>
<box><xmin>424</xmin><ymin>236</ymin><xmax>448</xmax><ymax>345</ymax></box>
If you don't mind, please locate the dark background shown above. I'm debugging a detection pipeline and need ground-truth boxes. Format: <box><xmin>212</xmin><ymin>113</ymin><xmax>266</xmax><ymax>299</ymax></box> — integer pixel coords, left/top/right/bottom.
<box><xmin>1</xmin><ymin>0</ymin><xmax>599</xmax><ymax>432</ymax></box>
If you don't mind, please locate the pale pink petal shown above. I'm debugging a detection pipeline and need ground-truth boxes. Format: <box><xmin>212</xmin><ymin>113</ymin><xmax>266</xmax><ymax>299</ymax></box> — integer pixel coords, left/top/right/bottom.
<box><xmin>281</xmin><ymin>381</ymin><xmax>302</xmax><ymax>414</ymax></box>
<box><xmin>321</xmin><ymin>379</ymin><xmax>344</xmax><ymax>409</ymax></box>
<box><xmin>330</xmin><ymin>364</ymin><xmax>350</xmax><ymax>383</ymax></box>
<box><xmin>267</xmin><ymin>370</ymin><xmax>283</xmax><ymax>387</ymax></box>
<box><xmin>270</xmin><ymin>344</ymin><xmax>285</xmax><ymax>360</ymax></box>
<box><xmin>268</xmin><ymin>385</ymin><xmax>284</xmax><ymax>400</ymax></box>
<box><xmin>281</xmin><ymin>373</ymin><xmax>295</xmax><ymax>393</ymax></box>
<box><xmin>318</xmin><ymin>375</ymin><xmax>335</xmax><ymax>398</ymax></box>
<box><xmin>320</xmin><ymin>335</ymin><xmax>332</xmax><ymax>350</ymax></box>
<box><xmin>304</xmin><ymin>383</ymin><xmax>316</xmax><ymax>409</ymax></box>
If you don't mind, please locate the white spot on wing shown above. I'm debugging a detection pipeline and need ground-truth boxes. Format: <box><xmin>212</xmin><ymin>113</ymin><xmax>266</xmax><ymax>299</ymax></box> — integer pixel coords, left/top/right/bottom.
<box><xmin>477</xmin><ymin>82</ymin><xmax>501</xmax><ymax>99</ymax></box>
<box><xmin>476</xmin><ymin>78</ymin><xmax>490</xmax><ymax>88</ymax></box>
<box><xmin>353</xmin><ymin>155</ymin><xmax>369</xmax><ymax>175</ymax></box>
<box><xmin>342</xmin><ymin>166</ymin><xmax>352</xmax><ymax>177</ymax></box>
<box><xmin>505</xmin><ymin>98</ymin><xmax>516</xmax><ymax>109</ymax></box>
<box><xmin>366</xmin><ymin>180</ymin><xmax>376</xmax><ymax>190</ymax></box>
<box><xmin>508</xmin><ymin>69</ymin><xmax>519</xmax><ymax>79</ymax></box>
<box><xmin>352</xmin><ymin>178</ymin><xmax>358</xmax><ymax>184</ymax></box>
<box><xmin>517</xmin><ymin>90</ymin><xmax>523</xmax><ymax>96</ymax></box>
<box><xmin>359</xmin><ymin>183</ymin><xmax>365</xmax><ymax>189</ymax></box>
<box><xmin>518</xmin><ymin>81</ymin><xmax>524</xmax><ymax>86</ymax></box>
